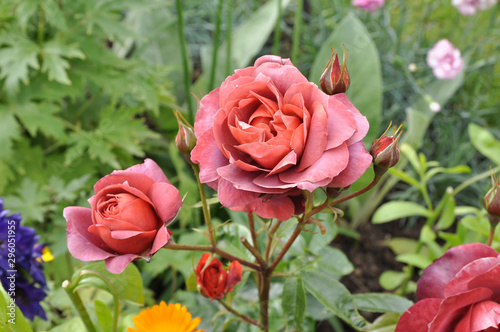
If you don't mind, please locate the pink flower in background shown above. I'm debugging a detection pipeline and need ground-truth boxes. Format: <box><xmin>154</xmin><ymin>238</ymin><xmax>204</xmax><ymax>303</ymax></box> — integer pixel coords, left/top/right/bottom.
<box><xmin>426</xmin><ymin>39</ymin><xmax>463</xmax><ymax>80</ymax></box>
<box><xmin>396</xmin><ymin>243</ymin><xmax>500</xmax><ymax>332</ymax></box>
<box><xmin>64</xmin><ymin>159</ymin><xmax>182</xmax><ymax>274</ymax></box>
<box><xmin>452</xmin><ymin>0</ymin><xmax>497</xmax><ymax>15</ymax></box>
<box><xmin>352</xmin><ymin>0</ymin><xmax>385</xmax><ymax>12</ymax></box>
<box><xmin>191</xmin><ymin>55</ymin><xmax>372</xmax><ymax>221</ymax></box>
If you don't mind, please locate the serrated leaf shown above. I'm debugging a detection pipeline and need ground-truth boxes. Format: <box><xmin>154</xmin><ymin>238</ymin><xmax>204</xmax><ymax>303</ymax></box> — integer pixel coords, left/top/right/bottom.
<box><xmin>300</xmin><ymin>271</ymin><xmax>371</xmax><ymax>330</ymax></box>
<box><xmin>73</xmin><ymin>262</ymin><xmax>144</xmax><ymax>304</ymax></box>
<box><xmin>352</xmin><ymin>293</ymin><xmax>413</xmax><ymax>314</ymax></box>
<box><xmin>3</xmin><ymin>178</ymin><xmax>52</xmax><ymax>223</ymax></box>
<box><xmin>0</xmin><ymin>39</ymin><xmax>39</xmax><ymax>93</ymax></box>
<box><xmin>282</xmin><ymin>277</ymin><xmax>306</xmax><ymax>330</ymax></box>
<box><xmin>372</xmin><ymin>201</ymin><xmax>430</xmax><ymax>224</ymax></box>
<box><xmin>41</xmin><ymin>39</ymin><xmax>85</xmax><ymax>85</ymax></box>
<box><xmin>47</xmin><ymin>174</ymin><xmax>91</xmax><ymax>202</ymax></box>
<box><xmin>13</xmin><ymin>102</ymin><xmax>66</xmax><ymax>139</ymax></box>
<box><xmin>0</xmin><ymin>107</ymin><xmax>21</xmax><ymax>156</ymax></box>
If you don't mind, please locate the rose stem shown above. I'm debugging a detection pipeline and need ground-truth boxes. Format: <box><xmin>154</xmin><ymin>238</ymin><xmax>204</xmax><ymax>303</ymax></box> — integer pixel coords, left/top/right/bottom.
<box><xmin>63</xmin><ymin>280</ymin><xmax>98</xmax><ymax>332</ymax></box>
<box><xmin>163</xmin><ymin>243</ymin><xmax>260</xmax><ymax>271</ymax></box>
<box><xmin>258</xmin><ymin>269</ymin><xmax>272</xmax><ymax>332</ymax></box>
<box><xmin>487</xmin><ymin>224</ymin><xmax>496</xmax><ymax>246</ymax></box>
<box><xmin>248</xmin><ymin>212</ymin><xmax>259</xmax><ymax>248</ymax></box>
<box><xmin>191</xmin><ymin>164</ymin><xmax>216</xmax><ymax>247</ymax></box>
<box><xmin>218</xmin><ymin>299</ymin><xmax>260</xmax><ymax>327</ymax></box>
<box><xmin>264</xmin><ymin>219</ymin><xmax>283</xmax><ymax>262</ymax></box>
<box><xmin>268</xmin><ymin>221</ymin><xmax>304</xmax><ymax>273</ymax></box>
<box><xmin>240</xmin><ymin>237</ymin><xmax>266</xmax><ymax>267</ymax></box>
<box><xmin>175</xmin><ymin>0</ymin><xmax>195</xmax><ymax>122</ymax></box>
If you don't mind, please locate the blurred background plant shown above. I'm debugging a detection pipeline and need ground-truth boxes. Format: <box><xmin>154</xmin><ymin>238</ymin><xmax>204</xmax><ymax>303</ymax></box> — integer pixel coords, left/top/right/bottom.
<box><xmin>0</xmin><ymin>0</ymin><xmax>498</xmax><ymax>331</ymax></box>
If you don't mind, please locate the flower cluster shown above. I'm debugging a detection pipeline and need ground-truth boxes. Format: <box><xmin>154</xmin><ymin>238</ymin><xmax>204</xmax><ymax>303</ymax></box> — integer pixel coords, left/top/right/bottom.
<box><xmin>426</xmin><ymin>39</ymin><xmax>464</xmax><ymax>80</ymax></box>
<box><xmin>351</xmin><ymin>0</ymin><xmax>385</xmax><ymax>12</ymax></box>
<box><xmin>396</xmin><ymin>243</ymin><xmax>500</xmax><ymax>331</ymax></box>
<box><xmin>452</xmin><ymin>0</ymin><xmax>497</xmax><ymax>15</ymax></box>
<box><xmin>0</xmin><ymin>198</ymin><xmax>50</xmax><ymax>320</ymax></box>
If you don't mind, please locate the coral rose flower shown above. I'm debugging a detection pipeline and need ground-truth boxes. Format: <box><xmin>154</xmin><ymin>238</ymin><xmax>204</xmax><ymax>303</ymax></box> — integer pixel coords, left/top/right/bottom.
<box><xmin>191</xmin><ymin>55</ymin><xmax>372</xmax><ymax>221</ymax></box>
<box><xmin>396</xmin><ymin>243</ymin><xmax>500</xmax><ymax>331</ymax></box>
<box><xmin>426</xmin><ymin>39</ymin><xmax>463</xmax><ymax>80</ymax></box>
<box><xmin>351</xmin><ymin>0</ymin><xmax>385</xmax><ymax>12</ymax></box>
<box><xmin>195</xmin><ymin>254</ymin><xmax>242</xmax><ymax>300</ymax></box>
<box><xmin>64</xmin><ymin>159</ymin><xmax>182</xmax><ymax>273</ymax></box>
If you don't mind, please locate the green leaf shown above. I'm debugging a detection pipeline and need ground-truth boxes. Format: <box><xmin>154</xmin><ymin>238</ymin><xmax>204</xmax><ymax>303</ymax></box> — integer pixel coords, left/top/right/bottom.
<box><xmin>419</xmin><ymin>225</ymin><xmax>436</xmax><ymax>244</ymax></box>
<box><xmin>372</xmin><ymin>201</ymin><xmax>430</xmax><ymax>224</ymax></box>
<box><xmin>387</xmin><ymin>238</ymin><xmax>419</xmax><ymax>255</ymax></box>
<box><xmin>461</xmin><ymin>215</ymin><xmax>490</xmax><ymax>237</ymax></box>
<box><xmin>41</xmin><ymin>39</ymin><xmax>85</xmax><ymax>85</ymax></box>
<box><xmin>468</xmin><ymin>123</ymin><xmax>500</xmax><ymax>165</ymax></box>
<box><xmin>185</xmin><ymin>272</ymin><xmax>198</xmax><ymax>292</ymax></box>
<box><xmin>400</xmin><ymin>143</ymin><xmax>421</xmax><ymax>174</ymax></box>
<box><xmin>0</xmin><ymin>37</ymin><xmax>39</xmax><ymax>94</ymax></box>
<box><xmin>379</xmin><ymin>270</ymin><xmax>406</xmax><ymax>291</ymax></box>
<box><xmin>300</xmin><ymin>271</ymin><xmax>370</xmax><ymax>330</ymax></box>
<box><xmin>4</xmin><ymin>178</ymin><xmax>52</xmax><ymax>223</ymax></box>
<box><xmin>317</xmin><ymin>246</ymin><xmax>354</xmax><ymax>277</ymax></box>
<box><xmin>369</xmin><ymin>312</ymin><xmax>402</xmax><ymax>332</ymax></box>
<box><xmin>0</xmin><ymin>107</ymin><xmax>21</xmax><ymax>156</ymax></box>
<box><xmin>352</xmin><ymin>293</ymin><xmax>413</xmax><ymax>314</ymax></box>
<box><xmin>282</xmin><ymin>277</ymin><xmax>306</xmax><ymax>330</ymax></box>
<box><xmin>13</xmin><ymin>102</ymin><xmax>66</xmax><ymax>139</ymax></box>
<box><xmin>49</xmin><ymin>317</ymin><xmax>85</xmax><ymax>332</ymax></box>
<box><xmin>425</xmin><ymin>165</ymin><xmax>471</xmax><ymax>180</ymax></box>
<box><xmin>0</xmin><ymin>282</ymin><xmax>33</xmax><ymax>332</ymax></box>
<box><xmin>309</xmin><ymin>13</ymin><xmax>382</xmax><ymax>143</ymax></box>
<box><xmin>436</xmin><ymin>195</ymin><xmax>456</xmax><ymax>230</ymax></box>
<box><xmin>387</xmin><ymin>168</ymin><xmax>420</xmax><ymax>188</ymax></box>
<box><xmin>396</xmin><ymin>253</ymin><xmax>433</xmax><ymax>269</ymax></box>
<box><xmin>73</xmin><ymin>262</ymin><xmax>144</xmax><ymax>304</ymax></box>
<box><xmin>94</xmin><ymin>299</ymin><xmax>113</xmax><ymax>332</ymax></box>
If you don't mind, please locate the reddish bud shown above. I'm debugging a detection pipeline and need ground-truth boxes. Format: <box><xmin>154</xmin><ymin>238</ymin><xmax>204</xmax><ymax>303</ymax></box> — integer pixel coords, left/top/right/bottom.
<box><xmin>195</xmin><ymin>254</ymin><xmax>242</xmax><ymax>301</ymax></box>
<box><xmin>484</xmin><ymin>173</ymin><xmax>500</xmax><ymax>224</ymax></box>
<box><xmin>370</xmin><ymin>122</ymin><xmax>403</xmax><ymax>175</ymax></box>
<box><xmin>320</xmin><ymin>45</ymin><xmax>350</xmax><ymax>95</ymax></box>
<box><xmin>174</xmin><ymin>110</ymin><xmax>196</xmax><ymax>155</ymax></box>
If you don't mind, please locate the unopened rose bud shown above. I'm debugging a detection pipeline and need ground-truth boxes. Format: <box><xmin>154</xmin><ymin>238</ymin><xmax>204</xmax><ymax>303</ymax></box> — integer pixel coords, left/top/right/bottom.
<box><xmin>195</xmin><ymin>254</ymin><xmax>242</xmax><ymax>301</ymax></box>
<box><xmin>174</xmin><ymin>111</ymin><xmax>196</xmax><ymax>155</ymax></box>
<box><xmin>320</xmin><ymin>45</ymin><xmax>350</xmax><ymax>95</ymax></box>
<box><xmin>370</xmin><ymin>122</ymin><xmax>403</xmax><ymax>176</ymax></box>
<box><xmin>484</xmin><ymin>174</ymin><xmax>500</xmax><ymax>224</ymax></box>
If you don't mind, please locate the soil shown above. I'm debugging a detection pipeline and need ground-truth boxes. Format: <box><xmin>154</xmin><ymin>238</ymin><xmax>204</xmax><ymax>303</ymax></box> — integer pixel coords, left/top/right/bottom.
<box><xmin>315</xmin><ymin>220</ymin><xmax>421</xmax><ymax>331</ymax></box>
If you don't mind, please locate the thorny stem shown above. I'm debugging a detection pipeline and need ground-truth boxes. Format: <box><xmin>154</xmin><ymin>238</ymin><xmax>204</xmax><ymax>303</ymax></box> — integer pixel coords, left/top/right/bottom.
<box><xmin>163</xmin><ymin>243</ymin><xmax>260</xmax><ymax>271</ymax></box>
<box><xmin>218</xmin><ymin>299</ymin><xmax>260</xmax><ymax>326</ymax></box>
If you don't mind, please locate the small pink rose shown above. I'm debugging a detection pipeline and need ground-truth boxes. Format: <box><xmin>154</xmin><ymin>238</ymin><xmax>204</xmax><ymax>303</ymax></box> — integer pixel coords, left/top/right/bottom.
<box><xmin>352</xmin><ymin>0</ymin><xmax>385</xmax><ymax>12</ymax></box>
<box><xmin>396</xmin><ymin>243</ymin><xmax>500</xmax><ymax>331</ymax></box>
<box><xmin>191</xmin><ymin>55</ymin><xmax>371</xmax><ymax>221</ymax></box>
<box><xmin>64</xmin><ymin>159</ymin><xmax>183</xmax><ymax>273</ymax></box>
<box><xmin>426</xmin><ymin>39</ymin><xmax>463</xmax><ymax>80</ymax></box>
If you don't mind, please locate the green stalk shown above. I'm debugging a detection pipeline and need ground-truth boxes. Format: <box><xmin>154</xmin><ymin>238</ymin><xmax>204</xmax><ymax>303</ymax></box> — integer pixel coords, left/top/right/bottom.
<box><xmin>291</xmin><ymin>0</ymin><xmax>303</xmax><ymax>64</ymax></box>
<box><xmin>63</xmin><ymin>280</ymin><xmax>98</xmax><ymax>332</ymax></box>
<box><xmin>191</xmin><ymin>164</ymin><xmax>215</xmax><ymax>246</ymax></box>
<box><xmin>453</xmin><ymin>165</ymin><xmax>500</xmax><ymax>196</ymax></box>
<box><xmin>209</xmin><ymin>0</ymin><xmax>224</xmax><ymax>91</ymax></box>
<box><xmin>273</xmin><ymin>0</ymin><xmax>282</xmax><ymax>55</ymax></box>
<box><xmin>226</xmin><ymin>0</ymin><xmax>232</xmax><ymax>76</ymax></box>
<box><xmin>175</xmin><ymin>0</ymin><xmax>195</xmax><ymax>122</ymax></box>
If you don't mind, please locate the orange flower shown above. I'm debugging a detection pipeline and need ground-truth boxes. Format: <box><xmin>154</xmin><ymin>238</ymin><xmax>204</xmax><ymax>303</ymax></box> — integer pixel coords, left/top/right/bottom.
<box><xmin>128</xmin><ymin>301</ymin><xmax>203</xmax><ymax>332</ymax></box>
<box><xmin>195</xmin><ymin>254</ymin><xmax>242</xmax><ymax>300</ymax></box>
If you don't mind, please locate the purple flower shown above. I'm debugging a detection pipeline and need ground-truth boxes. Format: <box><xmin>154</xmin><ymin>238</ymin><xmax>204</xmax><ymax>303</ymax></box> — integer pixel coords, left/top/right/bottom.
<box><xmin>426</xmin><ymin>39</ymin><xmax>463</xmax><ymax>80</ymax></box>
<box><xmin>0</xmin><ymin>198</ymin><xmax>49</xmax><ymax>320</ymax></box>
<box><xmin>352</xmin><ymin>0</ymin><xmax>385</xmax><ymax>12</ymax></box>
<box><xmin>452</xmin><ymin>0</ymin><xmax>497</xmax><ymax>16</ymax></box>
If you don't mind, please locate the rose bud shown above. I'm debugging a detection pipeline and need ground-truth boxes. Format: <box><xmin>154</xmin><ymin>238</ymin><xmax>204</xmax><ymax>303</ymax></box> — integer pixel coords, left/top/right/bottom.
<box><xmin>174</xmin><ymin>110</ymin><xmax>196</xmax><ymax>155</ymax></box>
<box><xmin>370</xmin><ymin>122</ymin><xmax>403</xmax><ymax>175</ymax></box>
<box><xmin>484</xmin><ymin>173</ymin><xmax>500</xmax><ymax>223</ymax></box>
<box><xmin>195</xmin><ymin>254</ymin><xmax>242</xmax><ymax>300</ymax></box>
<box><xmin>319</xmin><ymin>45</ymin><xmax>350</xmax><ymax>95</ymax></box>
<box><xmin>64</xmin><ymin>159</ymin><xmax>183</xmax><ymax>274</ymax></box>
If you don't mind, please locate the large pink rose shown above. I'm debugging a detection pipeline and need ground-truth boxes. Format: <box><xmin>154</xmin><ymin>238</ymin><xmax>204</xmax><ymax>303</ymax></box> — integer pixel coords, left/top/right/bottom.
<box><xmin>396</xmin><ymin>243</ymin><xmax>500</xmax><ymax>331</ymax></box>
<box><xmin>191</xmin><ymin>55</ymin><xmax>372</xmax><ymax>221</ymax></box>
<box><xmin>64</xmin><ymin>159</ymin><xmax>182</xmax><ymax>273</ymax></box>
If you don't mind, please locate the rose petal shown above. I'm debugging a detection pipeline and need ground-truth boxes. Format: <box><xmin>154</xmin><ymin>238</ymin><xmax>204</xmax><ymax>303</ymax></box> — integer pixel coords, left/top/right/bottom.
<box><xmin>330</xmin><ymin>93</ymin><xmax>369</xmax><ymax>145</ymax></box>
<box><xmin>191</xmin><ymin>130</ymin><xmax>228</xmax><ymax>184</ymax></box>
<box><xmin>148</xmin><ymin>226</ymin><xmax>171</xmax><ymax>255</ymax></box>
<box><xmin>217</xmin><ymin>178</ymin><xmax>260</xmax><ymax>208</ymax></box>
<box><xmin>468</xmin><ymin>263</ymin><xmax>500</xmax><ymax>299</ymax></box>
<box><xmin>328</xmin><ymin>142</ymin><xmax>372</xmax><ymax>188</ymax></box>
<box><xmin>93</xmin><ymin>172</ymin><xmax>155</xmax><ymax>198</ymax></box>
<box><xmin>225</xmin><ymin>260</ymin><xmax>242</xmax><ymax>293</ymax></box>
<box><xmin>88</xmin><ymin>225</ymin><xmax>156</xmax><ymax>255</ymax></box>
<box><xmin>395</xmin><ymin>298</ymin><xmax>441</xmax><ymax>332</ymax></box>
<box><xmin>64</xmin><ymin>206</ymin><xmax>110</xmax><ymax>251</ymax></box>
<box><xmin>235</xmin><ymin>142</ymin><xmax>291</xmax><ymax>169</ymax></box>
<box><xmin>444</xmin><ymin>257</ymin><xmax>500</xmax><ymax>298</ymax></box>
<box><xmin>105</xmin><ymin>254</ymin><xmax>140</xmax><ymax>274</ymax></box>
<box><xmin>254</xmin><ymin>55</ymin><xmax>293</xmax><ymax>67</ymax></box>
<box><xmin>279</xmin><ymin>143</ymin><xmax>349</xmax><ymax>192</ymax></box>
<box><xmin>97</xmin><ymin>217</ymin><xmax>145</xmax><ymax>232</ymax></box>
<box><xmin>454</xmin><ymin>301</ymin><xmax>500</xmax><ymax>332</ymax></box>
<box><xmin>147</xmin><ymin>182</ymin><xmax>183</xmax><ymax>223</ymax></box>
<box><xmin>124</xmin><ymin>158</ymin><xmax>170</xmax><ymax>184</ymax></box>
<box><xmin>217</xmin><ymin>164</ymin><xmax>289</xmax><ymax>194</ymax></box>
<box><xmin>194</xmin><ymin>88</ymin><xmax>221</xmax><ymax>138</ymax></box>
<box><xmin>325</xmin><ymin>97</ymin><xmax>357</xmax><ymax>149</ymax></box>
<box><xmin>297</xmin><ymin>101</ymin><xmax>328</xmax><ymax>172</ymax></box>
<box><xmin>417</xmin><ymin>243</ymin><xmax>498</xmax><ymax>300</ymax></box>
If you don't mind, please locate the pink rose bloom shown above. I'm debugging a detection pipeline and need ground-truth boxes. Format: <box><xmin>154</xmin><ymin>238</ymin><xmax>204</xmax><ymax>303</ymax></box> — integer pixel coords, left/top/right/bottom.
<box><xmin>426</xmin><ymin>39</ymin><xmax>463</xmax><ymax>80</ymax></box>
<box><xmin>64</xmin><ymin>159</ymin><xmax>182</xmax><ymax>273</ymax></box>
<box><xmin>396</xmin><ymin>243</ymin><xmax>500</xmax><ymax>331</ymax></box>
<box><xmin>352</xmin><ymin>0</ymin><xmax>385</xmax><ymax>12</ymax></box>
<box><xmin>191</xmin><ymin>55</ymin><xmax>372</xmax><ymax>221</ymax></box>
<box><xmin>452</xmin><ymin>0</ymin><xmax>497</xmax><ymax>15</ymax></box>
